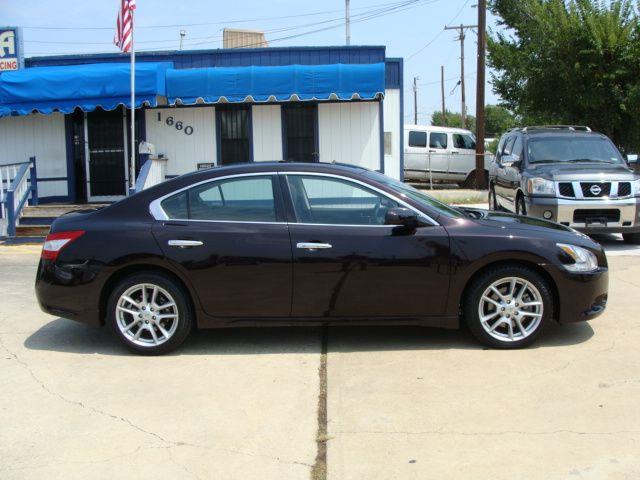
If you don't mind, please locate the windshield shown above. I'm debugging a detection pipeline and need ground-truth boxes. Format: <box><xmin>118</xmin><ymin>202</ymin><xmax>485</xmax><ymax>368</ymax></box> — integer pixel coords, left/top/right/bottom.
<box><xmin>365</xmin><ymin>171</ymin><xmax>465</xmax><ymax>219</ymax></box>
<box><xmin>527</xmin><ymin>136</ymin><xmax>623</xmax><ymax>164</ymax></box>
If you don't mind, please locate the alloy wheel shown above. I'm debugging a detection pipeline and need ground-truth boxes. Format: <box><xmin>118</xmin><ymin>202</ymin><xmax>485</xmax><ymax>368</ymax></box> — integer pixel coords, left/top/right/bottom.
<box><xmin>115</xmin><ymin>283</ymin><xmax>179</xmax><ymax>347</ymax></box>
<box><xmin>478</xmin><ymin>276</ymin><xmax>543</xmax><ymax>342</ymax></box>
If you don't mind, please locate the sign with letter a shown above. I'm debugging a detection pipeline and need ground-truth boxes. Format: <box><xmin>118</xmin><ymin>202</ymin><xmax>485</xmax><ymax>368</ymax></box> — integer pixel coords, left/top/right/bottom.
<box><xmin>0</xmin><ymin>27</ymin><xmax>23</xmax><ymax>72</ymax></box>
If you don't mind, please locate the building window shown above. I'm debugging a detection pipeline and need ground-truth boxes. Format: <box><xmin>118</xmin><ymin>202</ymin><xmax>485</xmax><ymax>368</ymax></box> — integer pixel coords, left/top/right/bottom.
<box><xmin>218</xmin><ymin>108</ymin><xmax>251</xmax><ymax>165</ymax></box>
<box><xmin>408</xmin><ymin>131</ymin><xmax>427</xmax><ymax>148</ymax></box>
<box><xmin>283</xmin><ymin>104</ymin><xmax>317</xmax><ymax>162</ymax></box>
<box><xmin>384</xmin><ymin>132</ymin><xmax>392</xmax><ymax>155</ymax></box>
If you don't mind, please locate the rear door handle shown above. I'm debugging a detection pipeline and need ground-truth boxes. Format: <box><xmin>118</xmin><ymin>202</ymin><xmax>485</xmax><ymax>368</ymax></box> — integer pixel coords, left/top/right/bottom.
<box><xmin>296</xmin><ymin>242</ymin><xmax>332</xmax><ymax>251</ymax></box>
<box><xmin>168</xmin><ymin>239</ymin><xmax>204</xmax><ymax>248</ymax></box>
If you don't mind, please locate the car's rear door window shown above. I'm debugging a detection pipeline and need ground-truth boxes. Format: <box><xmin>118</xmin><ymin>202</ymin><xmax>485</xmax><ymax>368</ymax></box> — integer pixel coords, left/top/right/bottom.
<box><xmin>160</xmin><ymin>175</ymin><xmax>277</xmax><ymax>222</ymax></box>
<box><xmin>429</xmin><ymin>132</ymin><xmax>448</xmax><ymax>149</ymax></box>
<box><xmin>286</xmin><ymin>175</ymin><xmax>398</xmax><ymax>225</ymax></box>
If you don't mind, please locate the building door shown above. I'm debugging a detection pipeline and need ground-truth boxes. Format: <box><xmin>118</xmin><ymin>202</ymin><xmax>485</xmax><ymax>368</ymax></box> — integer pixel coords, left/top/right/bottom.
<box><xmin>217</xmin><ymin>108</ymin><xmax>251</xmax><ymax>165</ymax></box>
<box><xmin>283</xmin><ymin>104</ymin><xmax>318</xmax><ymax>162</ymax></box>
<box><xmin>84</xmin><ymin>108</ymin><xmax>128</xmax><ymax>202</ymax></box>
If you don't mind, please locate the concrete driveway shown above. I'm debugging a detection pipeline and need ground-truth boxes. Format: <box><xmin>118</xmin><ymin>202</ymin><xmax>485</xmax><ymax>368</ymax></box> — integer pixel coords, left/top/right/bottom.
<box><xmin>1</xmin><ymin>243</ymin><xmax>639</xmax><ymax>479</ymax></box>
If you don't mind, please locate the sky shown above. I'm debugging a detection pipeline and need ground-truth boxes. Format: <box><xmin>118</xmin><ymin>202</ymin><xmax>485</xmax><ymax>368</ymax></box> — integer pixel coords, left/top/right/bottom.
<box><xmin>2</xmin><ymin>0</ymin><xmax>502</xmax><ymax>125</ymax></box>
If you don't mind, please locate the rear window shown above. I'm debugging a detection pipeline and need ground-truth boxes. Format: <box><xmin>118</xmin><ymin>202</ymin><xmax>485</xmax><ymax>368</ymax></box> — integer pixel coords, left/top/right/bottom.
<box><xmin>160</xmin><ymin>175</ymin><xmax>277</xmax><ymax>222</ymax></box>
<box><xmin>408</xmin><ymin>131</ymin><xmax>427</xmax><ymax>148</ymax></box>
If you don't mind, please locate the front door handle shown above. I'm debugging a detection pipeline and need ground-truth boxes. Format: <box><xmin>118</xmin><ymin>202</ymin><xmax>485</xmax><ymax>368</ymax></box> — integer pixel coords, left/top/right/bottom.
<box><xmin>168</xmin><ymin>239</ymin><xmax>204</xmax><ymax>248</ymax></box>
<box><xmin>296</xmin><ymin>242</ymin><xmax>332</xmax><ymax>251</ymax></box>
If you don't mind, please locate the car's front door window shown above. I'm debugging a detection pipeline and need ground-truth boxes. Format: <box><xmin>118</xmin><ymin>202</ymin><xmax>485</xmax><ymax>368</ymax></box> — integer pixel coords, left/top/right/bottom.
<box><xmin>286</xmin><ymin>175</ymin><xmax>398</xmax><ymax>225</ymax></box>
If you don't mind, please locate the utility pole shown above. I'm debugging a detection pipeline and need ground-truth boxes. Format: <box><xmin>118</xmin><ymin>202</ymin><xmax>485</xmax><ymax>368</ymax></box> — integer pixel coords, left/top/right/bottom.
<box><xmin>474</xmin><ymin>0</ymin><xmax>487</xmax><ymax>189</ymax></box>
<box><xmin>440</xmin><ymin>65</ymin><xmax>446</xmax><ymax>126</ymax></box>
<box><xmin>445</xmin><ymin>23</ymin><xmax>477</xmax><ymax>127</ymax></box>
<box><xmin>179</xmin><ymin>30</ymin><xmax>186</xmax><ymax>50</ymax></box>
<box><xmin>345</xmin><ymin>0</ymin><xmax>351</xmax><ymax>46</ymax></box>
<box><xmin>413</xmin><ymin>76</ymin><xmax>419</xmax><ymax>124</ymax></box>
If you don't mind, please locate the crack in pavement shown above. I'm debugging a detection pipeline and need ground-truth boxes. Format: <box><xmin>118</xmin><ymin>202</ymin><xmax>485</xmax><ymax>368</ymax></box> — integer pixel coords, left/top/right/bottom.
<box><xmin>0</xmin><ymin>336</ymin><xmax>313</xmax><ymax>471</ymax></box>
<box><xmin>310</xmin><ymin>326</ymin><xmax>329</xmax><ymax>480</ymax></box>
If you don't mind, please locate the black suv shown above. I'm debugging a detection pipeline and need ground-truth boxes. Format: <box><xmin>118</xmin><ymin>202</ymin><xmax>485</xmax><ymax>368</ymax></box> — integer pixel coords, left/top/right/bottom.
<box><xmin>488</xmin><ymin>126</ymin><xmax>640</xmax><ymax>244</ymax></box>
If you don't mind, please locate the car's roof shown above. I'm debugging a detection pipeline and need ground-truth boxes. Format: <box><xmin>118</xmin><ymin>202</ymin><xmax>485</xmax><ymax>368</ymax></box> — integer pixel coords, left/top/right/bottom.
<box><xmin>404</xmin><ymin>124</ymin><xmax>473</xmax><ymax>134</ymax></box>
<box><xmin>189</xmin><ymin>161</ymin><xmax>369</xmax><ymax>176</ymax></box>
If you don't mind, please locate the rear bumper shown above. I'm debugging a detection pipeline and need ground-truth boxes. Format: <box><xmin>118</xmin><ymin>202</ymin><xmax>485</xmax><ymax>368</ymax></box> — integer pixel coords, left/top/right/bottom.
<box><xmin>526</xmin><ymin>196</ymin><xmax>640</xmax><ymax>233</ymax></box>
<box><xmin>35</xmin><ymin>260</ymin><xmax>103</xmax><ymax>326</ymax></box>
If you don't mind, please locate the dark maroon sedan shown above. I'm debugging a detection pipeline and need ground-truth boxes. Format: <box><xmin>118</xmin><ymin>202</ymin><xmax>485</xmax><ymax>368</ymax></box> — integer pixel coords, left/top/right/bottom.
<box><xmin>36</xmin><ymin>162</ymin><xmax>608</xmax><ymax>354</ymax></box>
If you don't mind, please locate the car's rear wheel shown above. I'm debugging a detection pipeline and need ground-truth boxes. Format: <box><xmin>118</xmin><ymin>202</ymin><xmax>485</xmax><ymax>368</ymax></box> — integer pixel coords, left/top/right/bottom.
<box><xmin>463</xmin><ymin>265</ymin><xmax>553</xmax><ymax>349</ymax></box>
<box><xmin>622</xmin><ymin>232</ymin><xmax>640</xmax><ymax>245</ymax></box>
<box><xmin>107</xmin><ymin>272</ymin><xmax>193</xmax><ymax>355</ymax></box>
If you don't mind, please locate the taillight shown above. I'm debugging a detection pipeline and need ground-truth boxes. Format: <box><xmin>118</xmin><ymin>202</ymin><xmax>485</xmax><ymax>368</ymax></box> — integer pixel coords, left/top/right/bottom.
<box><xmin>41</xmin><ymin>231</ymin><xmax>85</xmax><ymax>261</ymax></box>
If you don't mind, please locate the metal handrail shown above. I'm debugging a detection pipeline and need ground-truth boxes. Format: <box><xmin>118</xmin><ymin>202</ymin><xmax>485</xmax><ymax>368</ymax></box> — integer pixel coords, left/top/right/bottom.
<box><xmin>0</xmin><ymin>158</ymin><xmax>38</xmax><ymax>236</ymax></box>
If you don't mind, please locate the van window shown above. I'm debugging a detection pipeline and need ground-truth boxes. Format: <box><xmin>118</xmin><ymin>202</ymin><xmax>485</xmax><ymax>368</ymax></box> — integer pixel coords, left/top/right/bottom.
<box><xmin>430</xmin><ymin>132</ymin><xmax>448</xmax><ymax>149</ymax></box>
<box><xmin>408</xmin><ymin>131</ymin><xmax>427</xmax><ymax>148</ymax></box>
<box><xmin>453</xmin><ymin>134</ymin><xmax>476</xmax><ymax>150</ymax></box>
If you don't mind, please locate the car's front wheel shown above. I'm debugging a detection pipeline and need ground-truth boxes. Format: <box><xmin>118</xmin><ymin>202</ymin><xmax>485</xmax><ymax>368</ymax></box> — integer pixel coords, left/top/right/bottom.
<box><xmin>107</xmin><ymin>272</ymin><xmax>193</xmax><ymax>355</ymax></box>
<box><xmin>463</xmin><ymin>265</ymin><xmax>553</xmax><ymax>349</ymax></box>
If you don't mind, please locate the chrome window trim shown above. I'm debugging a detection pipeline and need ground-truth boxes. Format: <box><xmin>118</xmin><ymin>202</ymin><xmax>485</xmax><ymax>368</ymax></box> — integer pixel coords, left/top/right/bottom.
<box><xmin>149</xmin><ymin>170</ymin><xmax>439</xmax><ymax>227</ymax></box>
<box><xmin>282</xmin><ymin>171</ymin><xmax>438</xmax><ymax>226</ymax></box>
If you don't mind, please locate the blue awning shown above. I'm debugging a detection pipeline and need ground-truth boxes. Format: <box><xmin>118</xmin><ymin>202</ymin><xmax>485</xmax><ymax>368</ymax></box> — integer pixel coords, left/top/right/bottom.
<box><xmin>166</xmin><ymin>63</ymin><xmax>385</xmax><ymax>105</ymax></box>
<box><xmin>0</xmin><ymin>62</ymin><xmax>172</xmax><ymax>117</ymax></box>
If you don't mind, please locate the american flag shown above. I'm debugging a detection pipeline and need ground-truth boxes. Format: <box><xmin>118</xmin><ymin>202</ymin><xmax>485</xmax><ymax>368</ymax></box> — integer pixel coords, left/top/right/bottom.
<box><xmin>114</xmin><ymin>0</ymin><xmax>136</xmax><ymax>53</ymax></box>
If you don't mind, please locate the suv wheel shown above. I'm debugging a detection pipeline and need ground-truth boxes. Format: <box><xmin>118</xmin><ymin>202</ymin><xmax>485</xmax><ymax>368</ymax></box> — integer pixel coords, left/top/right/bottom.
<box><xmin>488</xmin><ymin>186</ymin><xmax>498</xmax><ymax>211</ymax></box>
<box><xmin>107</xmin><ymin>272</ymin><xmax>193</xmax><ymax>355</ymax></box>
<box><xmin>463</xmin><ymin>265</ymin><xmax>553</xmax><ymax>349</ymax></box>
<box><xmin>516</xmin><ymin>196</ymin><xmax>527</xmax><ymax>216</ymax></box>
<box><xmin>622</xmin><ymin>233</ymin><xmax>640</xmax><ymax>245</ymax></box>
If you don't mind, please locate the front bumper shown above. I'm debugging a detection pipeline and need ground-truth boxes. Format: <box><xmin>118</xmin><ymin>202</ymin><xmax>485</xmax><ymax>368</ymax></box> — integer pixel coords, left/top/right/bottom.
<box><xmin>543</xmin><ymin>265</ymin><xmax>609</xmax><ymax>323</ymax></box>
<box><xmin>526</xmin><ymin>196</ymin><xmax>640</xmax><ymax>233</ymax></box>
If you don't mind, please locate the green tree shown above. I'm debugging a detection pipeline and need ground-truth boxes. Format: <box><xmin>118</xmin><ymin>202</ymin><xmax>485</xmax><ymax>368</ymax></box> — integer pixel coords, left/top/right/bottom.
<box><xmin>488</xmin><ymin>0</ymin><xmax>640</xmax><ymax>152</ymax></box>
<box><xmin>431</xmin><ymin>109</ymin><xmax>476</xmax><ymax>131</ymax></box>
<box><xmin>484</xmin><ymin>104</ymin><xmax>517</xmax><ymax>137</ymax></box>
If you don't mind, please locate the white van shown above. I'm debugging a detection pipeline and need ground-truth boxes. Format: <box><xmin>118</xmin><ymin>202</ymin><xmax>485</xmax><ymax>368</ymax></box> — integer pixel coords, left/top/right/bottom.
<box><xmin>403</xmin><ymin>125</ymin><xmax>491</xmax><ymax>187</ymax></box>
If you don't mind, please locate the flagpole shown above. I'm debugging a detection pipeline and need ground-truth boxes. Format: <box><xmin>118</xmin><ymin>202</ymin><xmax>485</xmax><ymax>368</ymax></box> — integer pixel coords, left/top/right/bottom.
<box><xmin>129</xmin><ymin>10</ymin><xmax>136</xmax><ymax>191</ymax></box>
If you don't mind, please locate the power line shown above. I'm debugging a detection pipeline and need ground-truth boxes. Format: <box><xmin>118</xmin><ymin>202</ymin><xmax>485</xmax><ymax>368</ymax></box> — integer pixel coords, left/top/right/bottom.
<box><xmin>19</xmin><ymin>0</ymin><xmax>422</xmax><ymax>31</ymax></box>
<box><xmin>406</xmin><ymin>0</ymin><xmax>470</xmax><ymax>61</ymax></box>
<box><xmin>26</xmin><ymin>0</ymin><xmax>439</xmax><ymax>55</ymax></box>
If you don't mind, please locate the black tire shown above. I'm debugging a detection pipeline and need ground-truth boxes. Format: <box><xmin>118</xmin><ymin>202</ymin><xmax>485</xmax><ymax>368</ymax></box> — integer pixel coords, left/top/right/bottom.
<box><xmin>516</xmin><ymin>195</ymin><xmax>527</xmax><ymax>216</ymax></box>
<box><xmin>622</xmin><ymin>232</ymin><xmax>640</xmax><ymax>245</ymax></box>
<box><xmin>107</xmin><ymin>272</ymin><xmax>193</xmax><ymax>355</ymax></box>
<box><xmin>463</xmin><ymin>265</ymin><xmax>554</xmax><ymax>349</ymax></box>
<box><xmin>488</xmin><ymin>186</ymin><xmax>498</xmax><ymax>211</ymax></box>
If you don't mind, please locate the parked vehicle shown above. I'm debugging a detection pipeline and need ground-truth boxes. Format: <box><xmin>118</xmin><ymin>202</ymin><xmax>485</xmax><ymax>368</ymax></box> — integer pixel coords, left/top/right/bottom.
<box><xmin>404</xmin><ymin>125</ymin><xmax>491</xmax><ymax>187</ymax></box>
<box><xmin>36</xmin><ymin>162</ymin><xmax>608</xmax><ymax>354</ymax></box>
<box><xmin>488</xmin><ymin>126</ymin><xmax>640</xmax><ymax>244</ymax></box>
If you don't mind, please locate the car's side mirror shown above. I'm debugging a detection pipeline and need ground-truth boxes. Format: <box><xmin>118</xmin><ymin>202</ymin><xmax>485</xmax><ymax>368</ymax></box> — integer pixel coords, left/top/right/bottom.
<box><xmin>385</xmin><ymin>207</ymin><xmax>420</xmax><ymax>229</ymax></box>
<box><xmin>627</xmin><ymin>154</ymin><xmax>638</xmax><ymax>165</ymax></box>
<box><xmin>501</xmin><ymin>154</ymin><xmax>520</xmax><ymax>169</ymax></box>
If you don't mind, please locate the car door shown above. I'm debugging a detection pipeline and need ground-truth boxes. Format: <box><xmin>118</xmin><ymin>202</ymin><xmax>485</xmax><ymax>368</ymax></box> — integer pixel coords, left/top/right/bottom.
<box><xmin>281</xmin><ymin>173</ymin><xmax>451</xmax><ymax>318</ymax></box>
<box><xmin>404</xmin><ymin>130</ymin><xmax>429</xmax><ymax>181</ymax></box>
<box><xmin>151</xmin><ymin>173</ymin><xmax>292</xmax><ymax>317</ymax></box>
<box><xmin>427</xmin><ymin>131</ymin><xmax>449</xmax><ymax>180</ymax></box>
<box><xmin>449</xmin><ymin>132</ymin><xmax>477</xmax><ymax>181</ymax></box>
<box><xmin>494</xmin><ymin>135</ymin><xmax>516</xmax><ymax>210</ymax></box>
<box><xmin>502</xmin><ymin>135</ymin><xmax>524</xmax><ymax>208</ymax></box>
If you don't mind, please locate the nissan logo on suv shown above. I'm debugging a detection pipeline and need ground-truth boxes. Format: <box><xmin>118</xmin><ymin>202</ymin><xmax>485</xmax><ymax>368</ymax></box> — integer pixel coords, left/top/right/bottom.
<box><xmin>590</xmin><ymin>184</ymin><xmax>602</xmax><ymax>196</ymax></box>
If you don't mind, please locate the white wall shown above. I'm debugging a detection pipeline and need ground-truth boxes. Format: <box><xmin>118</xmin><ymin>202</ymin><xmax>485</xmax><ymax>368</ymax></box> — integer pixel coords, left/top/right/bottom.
<box><xmin>0</xmin><ymin>113</ymin><xmax>68</xmax><ymax>198</ymax></box>
<box><xmin>318</xmin><ymin>102</ymin><xmax>380</xmax><ymax>171</ymax></box>
<box><xmin>252</xmin><ymin>105</ymin><xmax>283</xmax><ymax>161</ymax></box>
<box><xmin>383</xmin><ymin>89</ymin><xmax>401</xmax><ymax>180</ymax></box>
<box><xmin>145</xmin><ymin>107</ymin><xmax>216</xmax><ymax>176</ymax></box>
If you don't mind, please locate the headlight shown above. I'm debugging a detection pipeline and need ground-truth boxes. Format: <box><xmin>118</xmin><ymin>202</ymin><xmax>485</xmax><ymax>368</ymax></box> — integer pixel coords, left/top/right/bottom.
<box><xmin>527</xmin><ymin>177</ymin><xmax>555</xmax><ymax>196</ymax></box>
<box><xmin>634</xmin><ymin>178</ymin><xmax>640</xmax><ymax>197</ymax></box>
<box><xmin>557</xmin><ymin>243</ymin><xmax>598</xmax><ymax>272</ymax></box>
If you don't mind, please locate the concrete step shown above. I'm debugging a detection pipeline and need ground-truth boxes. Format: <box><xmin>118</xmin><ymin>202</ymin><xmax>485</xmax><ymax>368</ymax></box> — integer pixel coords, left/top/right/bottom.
<box><xmin>15</xmin><ymin>225</ymin><xmax>50</xmax><ymax>237</ymax></box>
<box><xmin>21</xmin><ymin>203</ymin><xmax>107</xmax><ymax>218</ymax></box>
